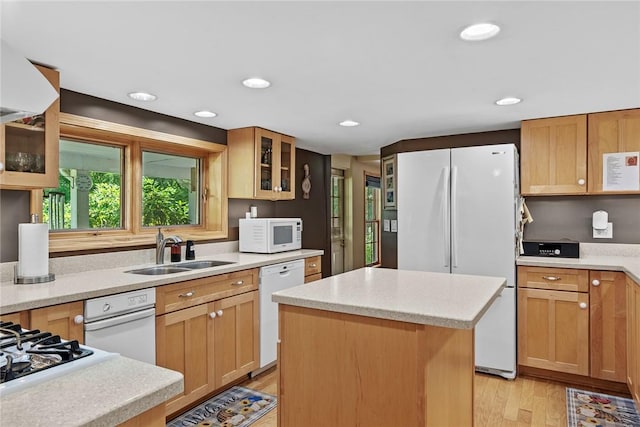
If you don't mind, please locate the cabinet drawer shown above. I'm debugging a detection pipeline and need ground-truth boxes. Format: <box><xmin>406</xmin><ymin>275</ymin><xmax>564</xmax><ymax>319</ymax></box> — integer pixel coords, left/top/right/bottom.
<box><xmin>517</xmin><ymin>266</ymin><xmax>588</xmax><ymax>292</ymax></box>
<box><xmin>156</xmin><ymin>268</ymin><xmax>258</xmax><ymax>315</ymax></box>
<box><xmin>305</xmin><ymin>256</ymin><xmax>322</xmax><ymax>276</ymax></box>
<box><xmin>305</xmin><ymin>273</ymin><xmax>322</xmax><ymax>283</ymax></box>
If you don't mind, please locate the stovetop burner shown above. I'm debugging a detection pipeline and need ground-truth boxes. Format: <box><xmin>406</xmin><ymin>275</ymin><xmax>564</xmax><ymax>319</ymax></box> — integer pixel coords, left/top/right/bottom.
<box><xmin>0</xmin><ymin>321</ymin><xmax>93</xmax><ymax>384</ymax></box>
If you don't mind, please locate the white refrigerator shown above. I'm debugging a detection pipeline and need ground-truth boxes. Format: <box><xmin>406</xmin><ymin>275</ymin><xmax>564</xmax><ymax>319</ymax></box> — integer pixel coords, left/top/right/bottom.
<box><xmin>397</xmin><ymin>143</ymin><xmax>518</xmax><ymax>379</ymax></box>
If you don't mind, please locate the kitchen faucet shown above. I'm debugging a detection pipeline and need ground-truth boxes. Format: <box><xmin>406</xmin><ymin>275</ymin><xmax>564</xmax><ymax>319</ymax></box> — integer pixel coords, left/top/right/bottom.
<box><xmin>156</xmin><ymin>228</ymin><xmax>182</xmax><ymax>264</ymax></box>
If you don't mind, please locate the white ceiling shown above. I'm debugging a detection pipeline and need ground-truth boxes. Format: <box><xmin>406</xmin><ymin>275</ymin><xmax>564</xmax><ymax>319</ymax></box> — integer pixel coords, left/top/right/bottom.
<box><xmin>2</xmin><ymin>1</ymin><xmax>639</xmax><ymax>155</ymax></box>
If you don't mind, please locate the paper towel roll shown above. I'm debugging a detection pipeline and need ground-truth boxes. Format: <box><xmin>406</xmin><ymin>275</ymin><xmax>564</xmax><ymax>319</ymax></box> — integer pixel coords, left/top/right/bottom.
<box><xmin>18</xmin><ymin>223</ymin><xmax>49</xmax><ymax>277</ymax></box>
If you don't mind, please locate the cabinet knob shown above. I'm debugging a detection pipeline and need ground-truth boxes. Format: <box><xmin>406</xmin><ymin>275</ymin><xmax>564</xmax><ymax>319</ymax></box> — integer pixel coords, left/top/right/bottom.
<box><xmin>209</xmin><ymin>312</ymin><xmax>217</xmax><ymax>319</ymax></box>
<box><xmin>592</xmin><ymin>279</ymin><xmax>600</xmax><ymax>287</ymax></box>
<box><xmin>309</xmin><ymin>263</ymin><xmax>317</xmax><ymax>268</ymax></box>
<box><xmin>579</xmin><ymin>302</ymin><xmax>588</xmax><ymax>309</ymax></box>
<box><xmin>216</xmin><ymin>310</ymin><xmax>223</xmax><ymax>316</ymax></box>
<box><xmin>577</xmin><ymin>178</ymin><xmax>585</xmax><ymax>186</ymax></box>
<box><xmin>74</xmin><ymin>315</ymin><xmax>84</xmax><ymax>324</ymax></box>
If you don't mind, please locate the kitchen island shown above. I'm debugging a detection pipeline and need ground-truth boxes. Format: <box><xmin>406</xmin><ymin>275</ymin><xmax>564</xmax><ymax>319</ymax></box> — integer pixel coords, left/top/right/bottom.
<box><xmin>272</xmin><ymin>267</ymin><xmax>506</xmax><ymax>427</ymax></box>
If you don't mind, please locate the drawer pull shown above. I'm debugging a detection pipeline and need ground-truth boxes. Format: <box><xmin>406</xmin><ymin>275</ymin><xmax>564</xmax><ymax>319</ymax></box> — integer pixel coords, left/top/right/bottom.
<box><xmin>179</xmin><ymin>291</ymin><xmax>195</xmax><ymax>298</ymax></box>
<box><xmin>232</xmin><ymin>280</ymin><xmax>244</xmax><ymax>286</ymax></box>
<box><xmin>592</xmin><ymin>279</ymin><xmax>600</xmax><ymax>287</ymax></box>
<box><xmin>309</xmin><ymin>263</ymin><xmax>317</xmax><ymax>268</ymax></box>
<box><xmin>579</xmin><ymin>302</ymin><xmax>588</xmax><ymax>309</ymax></box>
<box><xmin>542</xmin><ymin>276</ymin><xmax>561</xmax><ymax>281</ymax></box>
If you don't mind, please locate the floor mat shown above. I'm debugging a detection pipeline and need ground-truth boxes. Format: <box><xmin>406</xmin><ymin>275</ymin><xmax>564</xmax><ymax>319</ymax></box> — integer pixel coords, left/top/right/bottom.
<box><xmin>566</xmin><ymin>387</ymin><xmax>640</xmax><ymax>426</ymax></box>
<box><xmin>167</xmin><ymin>385</ymin><xmax>276</xmax><ymax>427</ymax></box>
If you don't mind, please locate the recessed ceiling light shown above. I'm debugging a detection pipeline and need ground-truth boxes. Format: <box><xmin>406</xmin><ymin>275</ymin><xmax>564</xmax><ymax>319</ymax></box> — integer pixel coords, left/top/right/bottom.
<box><xmin>339</xmin><ymin>120</ymin><xmax>360</xmax><ymax>127</ymax></box>
<box><xmin>495</xmin><ymin>97</ymin><xmax>522</xmax><ymax>106</ymax></box>
<box><xmin>194</xmin><ymin>110</ymin><xmax>217</xmax><ymax>118</ymax></box>
<box><xmin>127</xmin><ymin>91</ymin><xmax>157</xmax><ymax>101</ymax></box>
<box><xmin>242</xmin><ymin>78</ymin><xmax>271</xmax><ymax>89</ymax></box>
<box><xmin>460</xmin><ymin>23</ymin><xmax>500</xmax><ymax>41</ymax></box>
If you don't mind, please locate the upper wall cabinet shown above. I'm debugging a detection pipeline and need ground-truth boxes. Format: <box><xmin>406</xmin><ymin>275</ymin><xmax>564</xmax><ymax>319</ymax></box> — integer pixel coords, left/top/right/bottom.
<box><xmin>0</xmin><ymin>65</ymin><xmax>60</xmax><ymax>189</ymax></box>
<box><xmin>227</xmin><ymin>127</ymin><xmax>295</xmax><ymax>200</ymax></box>
<box><xmin>520</xmin><ymin>115</ymin><xmax>587</xmax><ymax>195</ymax></box>
<box><xmin>588</xmin><ymin>109</ymin><xmax>640</xmax><ymax>194</ymax></box>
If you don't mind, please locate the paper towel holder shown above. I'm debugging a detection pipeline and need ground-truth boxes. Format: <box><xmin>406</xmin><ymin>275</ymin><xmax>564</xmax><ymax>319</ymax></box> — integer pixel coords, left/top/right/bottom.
<box><xmin>14</xmin><ymin>264</ymin><xmax>55</xmax><ymax>284</ymax></box>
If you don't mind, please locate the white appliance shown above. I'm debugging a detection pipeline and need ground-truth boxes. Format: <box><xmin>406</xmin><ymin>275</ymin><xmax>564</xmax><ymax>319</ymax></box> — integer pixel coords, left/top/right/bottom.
<box><xmin>397</xmin><ymin>144</ymin><xmax>519</xmax><ymax>379</ymax></box>
<box><xmin>84</xmin><ymin>287</ymin><xmax>156</xmax><ymax>365</ymax></box>
<box><xmin>239</xmin><ymin>218</ymin><xmax>302</xmax><ymax>253</ymax></box>
<box><xmin>255</xmin><ymin>259</ymin><xmax>305</xmax><ymax>374</ymax></box>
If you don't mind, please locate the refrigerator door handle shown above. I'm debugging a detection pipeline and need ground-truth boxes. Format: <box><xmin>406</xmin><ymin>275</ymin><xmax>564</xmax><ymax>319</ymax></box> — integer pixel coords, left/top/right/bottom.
<box><xmin>442</xmin><ymin>166</ymin><xmax>450</xmax><ymax>267</ymax></box>
<box><xmin>451</xmin><ymin>165</ymin><xmax>458</xmax><ymax>268</ymax></box>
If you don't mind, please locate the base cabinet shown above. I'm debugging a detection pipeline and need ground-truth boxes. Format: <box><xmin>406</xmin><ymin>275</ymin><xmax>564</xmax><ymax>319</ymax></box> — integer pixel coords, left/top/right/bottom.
<box><xmin>518</xmin><ymin>266</ymin><xmax>628</xmax><ymax>384</ymax></box>
<box><xmin>29</xmin><ymin>301</ymin><xmax>85</xmax><ymax>343</ymax></box>
<box><xmin>155</xmin><ymin>269</ymin><xmax>260</xmax><ymax>417</ymax></box>
<box><xmin>304</xmin><ymin>256</ymin><xmax>322</xmax><ymax>283</ymax></box>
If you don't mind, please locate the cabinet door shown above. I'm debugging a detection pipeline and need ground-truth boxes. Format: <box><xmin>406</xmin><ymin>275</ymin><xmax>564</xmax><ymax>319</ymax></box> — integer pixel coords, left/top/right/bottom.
<box><xmin>278</xmin><ymin>134</ymin><xmax>295</xmax><ymax>200</ymax></box>
<box><xmin>30</xmin><ymin>301</ymin><xmax>84</xmax><ymax>343</ymax></box>
<box><xmin>590</xmin><ymin>271</ymin><xmax>627</xmax><ymax>382</ymax></box>
<box><xmin>520</xmin><ymin>115</ymin><xmax>587</xmax><ymax>195</ymax></box>
<box><xmin>255</xmin><ymin>128</ymin><xmax>280</xmax><ymax>200</ymax></box>
<box><xmin>0</xmin><ymin>311</ymin><xmax>30</xmax><ymax>328</ymax></box>
<box><xmin>156</xmin><ymin>302</ymin><xmax>216</xmax><ymax>416</ymax></box>
<box><xmin>213</xmin><ymin>290</ymin><xmax>259</xmax><ymax>387</ymax></box>
<box><xmin>518</xmin><ymin>288</ymin><xmax>589</xmax><ymax>375</ymax></box>
<box><xmin>588</xmin><ymin>109</ymin><xmax>640</xmax><ymax>194</ymax></box>
<box><xmin>0</xmin><ymin>65</ymin><xmax>60</xmax><ymax>189</ymax></box>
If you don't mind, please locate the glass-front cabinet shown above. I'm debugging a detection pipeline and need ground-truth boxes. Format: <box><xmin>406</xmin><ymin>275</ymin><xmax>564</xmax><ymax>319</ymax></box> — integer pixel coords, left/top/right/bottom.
<box><xmin>228</xmin><ymin>127</ymin><xmax>295</xmax><ymax>200</ymax></box>
<box><xmin>0</xmin><ymin>65</ymin><xmax>60</xmax><ymax>189</ymax></box>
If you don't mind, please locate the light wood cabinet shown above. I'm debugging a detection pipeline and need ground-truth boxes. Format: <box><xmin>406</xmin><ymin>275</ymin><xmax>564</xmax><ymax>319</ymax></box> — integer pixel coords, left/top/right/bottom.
<box><xmin>588</xmin><ymin>108</ymin><xmax>640</xmax><ymax>194</ymax></box>
<box><xmin>590</xmin><ymin>271</ymin><xmax>627</xmax><ymax>382</ymax></box>
<box><xmin>227</xmin><ymin>127</ymin><xmax>295</xmax><ymax>200</ymax></box>
<box><xmin>30</xmin><ymin>301</ymin><xmax>84</xmax><ymax>343</ymax></box>
<box><xmin>304</xmin><ymin>255</ymin><xmax>322</xmax><ymax>283</ymax></box>
<box><xmin>627</xmin><ymin>276</ymin><xmax>640</xmax><ymax>404</ymax></box>
<box><xmin>0</xmin><ymin>65</ymin><xmax>60</xmax><ymax>189</ymax></box>
<box><xmin>520</xmin><ymin>115</ymin><xmax>587</xmax><ymax>195</ymax></box>
<box><xmin>0</xmin><ymin>311</ymin><xmax>30</xmax><ymax>328</ymax></box>
<box><xmin>155</xmin><ymin>268</ymin><xmax>260</xmax><ymax>417</ymax></box>
<box><xmin>213</xmin><ymin>290</ymin><xmax>259</xmax><ymax>387</ymax></box>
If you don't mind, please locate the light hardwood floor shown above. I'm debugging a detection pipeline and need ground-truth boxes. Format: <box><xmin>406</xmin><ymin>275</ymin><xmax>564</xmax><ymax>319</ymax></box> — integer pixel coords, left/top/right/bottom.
<box><xmin>240</xmin><ymin>368</ymin><xmax>572</xmax><ymax>426</ymax></box>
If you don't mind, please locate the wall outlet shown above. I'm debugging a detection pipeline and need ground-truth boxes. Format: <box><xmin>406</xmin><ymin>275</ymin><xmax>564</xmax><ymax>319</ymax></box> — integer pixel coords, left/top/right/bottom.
<box><xmin>593</xmin><ymin>222</ymin><xmax>613</xmax><ymax>239</ymax></box>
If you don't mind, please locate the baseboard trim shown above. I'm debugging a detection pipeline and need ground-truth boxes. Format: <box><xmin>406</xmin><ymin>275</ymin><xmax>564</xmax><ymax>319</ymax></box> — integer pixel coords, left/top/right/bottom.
<box><xmin>518</xmin><ymin>365</ymin><xmax>631</xmax><ymax>396</ymax></box>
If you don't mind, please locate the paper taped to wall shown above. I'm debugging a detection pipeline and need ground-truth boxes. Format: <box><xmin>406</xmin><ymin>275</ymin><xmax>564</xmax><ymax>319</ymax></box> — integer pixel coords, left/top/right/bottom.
<box><xmin>603</xmin><ymin>152</ymin><xmax>639</xmax><ymax>191</ymax></box>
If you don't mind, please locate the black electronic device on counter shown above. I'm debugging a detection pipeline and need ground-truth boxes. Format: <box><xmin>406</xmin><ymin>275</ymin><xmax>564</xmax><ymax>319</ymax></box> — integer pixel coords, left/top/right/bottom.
<box><xmin>522</xmin><ymin>240</ymin><xmax>580</xmax><ymax>258</ymax></box>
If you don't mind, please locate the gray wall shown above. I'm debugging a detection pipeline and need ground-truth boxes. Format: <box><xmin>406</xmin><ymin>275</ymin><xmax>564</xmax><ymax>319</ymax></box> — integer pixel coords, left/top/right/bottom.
<box><xmin>0</xmin><ymin>190</ymin><xmax>31</xmax><ymax>262</ymax></box>
<box><xmin>523</xmin><ymin>195</ymin><xmax>640</xmax><ymax>244</ymax></box>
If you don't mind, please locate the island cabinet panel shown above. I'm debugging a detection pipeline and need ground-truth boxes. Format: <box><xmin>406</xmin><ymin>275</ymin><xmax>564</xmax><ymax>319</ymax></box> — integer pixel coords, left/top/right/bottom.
<box><xmin>277</xmin><ymin>305</ymin><xmax>474</xmax><ymax>427</ymax></box>
<box><xmin>590</xmin><ymin>271</ymin><xmax>627</xmax><ymax>382</ymax></box>
<box><xmin>213</xmin><ymin>290</ymin><xmax>259</xmax><ymax>387</ymax></box>
<box><xmin>588</xmin><ymin>108</ymin><xmax>640</xmax><ymax>194</ymax></box>
<box><xmin>156</xmin><ymin>302</ymin><xmax>216</xmax><ymax>417</ymax></box>
<box><xmin>520</xmin><ymin>114</ymin><xmax>587</xmax><ymax>195</ymax></box>
<box><xmin>30</xmin><ymin>301</ymin><xmax>84</xmax><ymax>343</ymax></box>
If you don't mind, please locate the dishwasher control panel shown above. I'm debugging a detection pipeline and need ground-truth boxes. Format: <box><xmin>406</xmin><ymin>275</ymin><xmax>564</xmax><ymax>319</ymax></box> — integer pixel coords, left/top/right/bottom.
<box><xmin>85</xmin><ymin>287</ymin><xmax>156</xmax><ymax>322</ymax></box>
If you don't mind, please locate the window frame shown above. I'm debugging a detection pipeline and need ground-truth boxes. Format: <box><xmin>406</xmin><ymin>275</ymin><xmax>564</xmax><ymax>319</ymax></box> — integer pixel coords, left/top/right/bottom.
<box><xmin>31</xmin><ymin>113</ymin><xmax>228</xmax><ymax>253</ymax></box>
<box><xmin>364</xmin><ymin>172</ymin><xmax>381</xmax><ymax>267</ymax></box>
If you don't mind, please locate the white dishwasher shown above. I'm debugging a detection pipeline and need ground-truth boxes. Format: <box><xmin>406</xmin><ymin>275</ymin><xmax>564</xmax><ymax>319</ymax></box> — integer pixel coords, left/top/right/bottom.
<box><xmin>84</xmin><ymin>287</ymin><xmax>156</xmax><ymax>365</ymax></box>
<box><xmin>256</xmin><ymin>259</ymin><xmax>305</xmax><ymax>373</ymax></box>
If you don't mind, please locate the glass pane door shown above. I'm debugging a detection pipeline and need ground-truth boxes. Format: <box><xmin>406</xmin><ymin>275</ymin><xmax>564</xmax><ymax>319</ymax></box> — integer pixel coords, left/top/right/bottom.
<box><xmin>5</xmin><ymin>115</ymin><xmax>46</xmax><ymax>174</ymax></box>
<box><xmin>280</xmin><ymin>139</ymin><xmax>292</xmax><ymax>192</ymax></box>
<box><xmin>259</xmin><ymin>135</ymin><xmax>273</xmax><ymax>191</ymax></box>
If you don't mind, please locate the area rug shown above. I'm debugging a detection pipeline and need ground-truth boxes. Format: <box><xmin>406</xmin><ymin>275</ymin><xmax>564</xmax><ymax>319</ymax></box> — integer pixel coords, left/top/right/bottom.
<box><xmin>167</xmin><ymin>386</ymin><xmax>276</xmax><ymax>427</ymax></box>
<box><xmin>566</xmin><ymin>387</ymin><xmax>640</xmax><ymax>426</ymax></box>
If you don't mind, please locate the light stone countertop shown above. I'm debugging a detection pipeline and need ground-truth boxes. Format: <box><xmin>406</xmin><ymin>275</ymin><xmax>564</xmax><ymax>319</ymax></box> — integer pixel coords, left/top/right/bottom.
<box><xmin>0</xmin><ymin>249</ymin><xmax>323</xmax><ymax>315</ymax></box>
<box><xmin>516</xmin><ymin>243</ymin><xmax>640</xmax><ymax>283</ymax></box>
<box><xmin>0</xmin><ymin>356</ymin><xmax>183</xmax><ymax>426</ymax></box>
<box><xmin>272</xmin><ymin>267</ymin><xmax>506</xmax><ymax>329</ymax></box>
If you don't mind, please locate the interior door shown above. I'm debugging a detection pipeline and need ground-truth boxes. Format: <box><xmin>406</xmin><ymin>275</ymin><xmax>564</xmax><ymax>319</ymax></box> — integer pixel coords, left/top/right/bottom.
<box><xmin>330</xmin><ymin>170</ymin><xmax>345</xmax><ymax>275</ymax></box>
<box><xmin>397</xmin><ymin>150</ymin><xmax>450</xmax><ymax>273</ymax></box>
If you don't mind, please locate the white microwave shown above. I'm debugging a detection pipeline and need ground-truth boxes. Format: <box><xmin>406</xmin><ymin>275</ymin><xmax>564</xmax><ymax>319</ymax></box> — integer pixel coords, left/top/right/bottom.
<box><xmin>239</xmin><ymin>218</ymin><xmax>302</xmax><ymax>253</ymax></box>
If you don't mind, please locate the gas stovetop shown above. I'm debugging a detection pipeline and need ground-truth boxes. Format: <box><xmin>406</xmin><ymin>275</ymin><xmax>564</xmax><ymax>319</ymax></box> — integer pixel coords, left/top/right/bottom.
<box><xmin>0</xmin><ymin>321</ymin><xmax>117</xmax><ymax>395</ymax></box>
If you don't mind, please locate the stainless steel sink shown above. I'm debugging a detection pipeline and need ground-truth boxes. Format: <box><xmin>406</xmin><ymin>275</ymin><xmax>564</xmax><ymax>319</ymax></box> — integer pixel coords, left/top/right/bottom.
<box><xmin>125</xmin><ymin>266</ymin><xmax>192</xmax><ymax>275</ymax></box>
<box><xmin>125</xmin><ymin>260</ymin><xmax>235</xmax><ymax>275</ymax></box>
<box><xmin>178</xmin><ymin>260</ymin><xmax>235</xmax><ymax>269</ymax></box>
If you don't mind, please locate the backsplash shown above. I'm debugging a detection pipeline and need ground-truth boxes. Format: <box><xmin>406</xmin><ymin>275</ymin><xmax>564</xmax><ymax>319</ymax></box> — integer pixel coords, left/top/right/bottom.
<box><xmin>523</xmin><ymin>195</ymin><xmax>640</xmax><ymax>244</ymax></box>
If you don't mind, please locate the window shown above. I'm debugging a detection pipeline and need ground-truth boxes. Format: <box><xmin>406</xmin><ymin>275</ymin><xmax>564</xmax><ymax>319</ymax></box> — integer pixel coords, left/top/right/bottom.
<box><xmin>364</xmin><ymin>174</ymin><xmax>381</xmax><ymax>266</ymax></box>
<box><xmin>38</xmin><ymin>113</ymin><xmax>227</xmax><ymax>252</ymax></box>
<box><xmin>44</xmin><ymin>139</ymin><xmax>123</xmax><ymax>230</ymax></box>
